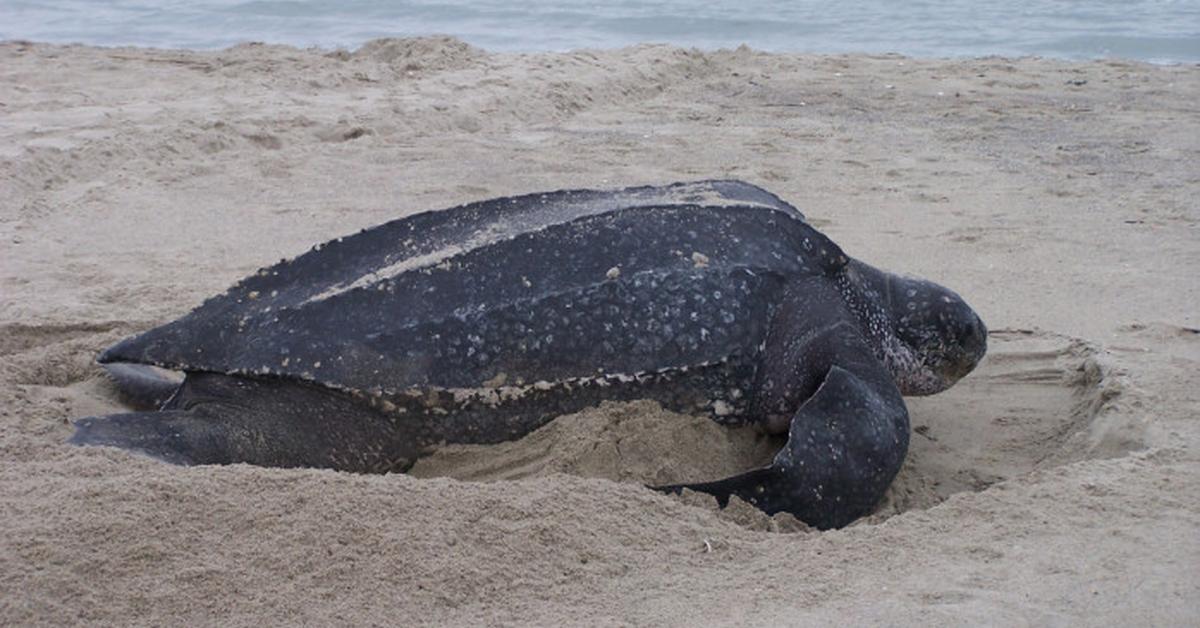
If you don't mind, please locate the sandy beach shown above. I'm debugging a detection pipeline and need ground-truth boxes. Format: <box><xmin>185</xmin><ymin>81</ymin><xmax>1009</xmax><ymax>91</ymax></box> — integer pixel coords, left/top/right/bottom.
<box><xmin>1</xmin><ymin>37</ymin><xmax>1198</xmax><ymax>625</ymax></box>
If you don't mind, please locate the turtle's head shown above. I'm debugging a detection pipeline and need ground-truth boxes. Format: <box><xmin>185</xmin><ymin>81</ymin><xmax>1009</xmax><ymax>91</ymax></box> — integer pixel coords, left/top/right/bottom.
<box><xmin>882</xmin><ymin>273</ymin><xmax>987</xmax><ymax>395</ymax></box>
<box><xmin>844</xmin><ymin>260</ymin><xmax>987</xmax><ymax>395</ymax></box>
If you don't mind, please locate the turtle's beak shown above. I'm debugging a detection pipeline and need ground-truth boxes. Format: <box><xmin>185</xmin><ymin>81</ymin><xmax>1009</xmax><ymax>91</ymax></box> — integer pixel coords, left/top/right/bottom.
<box><xmin>943</xmin><ymin>313</ymin><xmax>987</xmax><ymax>384</ymax></box>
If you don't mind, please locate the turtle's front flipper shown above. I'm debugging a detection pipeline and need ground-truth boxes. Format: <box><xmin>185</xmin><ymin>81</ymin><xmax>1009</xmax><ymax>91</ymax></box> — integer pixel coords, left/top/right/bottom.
<box><xmin>655</xmin><ymin>362</ymin><xmax>908</xmax><ymax>529</ymax></box>
<box><xmin>655</xmin><ymin>278</ymin><xmax>909</xmax><ymax>530</ymax></box>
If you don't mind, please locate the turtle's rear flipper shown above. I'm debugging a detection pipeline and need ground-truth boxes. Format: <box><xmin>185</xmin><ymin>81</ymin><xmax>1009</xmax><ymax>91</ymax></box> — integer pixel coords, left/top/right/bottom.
<box><xmin>102</xmin><ymin>363</ymin><xmax>182</xmax><ymax>410</ymax></box>
<box><xmin>654</xmin><ymin>364</ymin><xmax>909</xmax><ymax>530</ymax></box>
<box><xmin>70</xmin><ymin>372</ymin><xmax>423</xmax><ymax>473</ymax></box>
<box><xmin>70</xmin><ymin>410</ymin><xmax>227</xmax><ymax>466</ymax></box>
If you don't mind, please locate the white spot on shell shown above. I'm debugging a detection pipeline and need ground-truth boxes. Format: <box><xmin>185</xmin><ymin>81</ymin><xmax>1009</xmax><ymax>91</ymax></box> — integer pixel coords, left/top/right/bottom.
<box><xmin>606</xmin><ymin>266</ymin><xmax>621</xmax><ymax>280</ymax></box>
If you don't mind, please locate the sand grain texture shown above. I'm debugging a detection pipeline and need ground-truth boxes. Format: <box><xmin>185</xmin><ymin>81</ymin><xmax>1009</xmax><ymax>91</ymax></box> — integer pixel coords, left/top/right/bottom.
<box><xmin>1</xmin><ymin>38</ymin><xmax>1198</xmax><ymax>625</ymax></box>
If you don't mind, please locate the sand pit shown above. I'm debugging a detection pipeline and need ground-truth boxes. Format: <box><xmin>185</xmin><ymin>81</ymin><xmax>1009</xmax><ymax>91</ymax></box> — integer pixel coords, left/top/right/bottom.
<box><xmin>2</xmin><ymin>38</ymin><xmax>1198</xmax><ymax>625</ymax></box>
<box><xmin>409</xmin><ymin>328</ymin><xmax>1138</xmax><ymax>526</ymax></box>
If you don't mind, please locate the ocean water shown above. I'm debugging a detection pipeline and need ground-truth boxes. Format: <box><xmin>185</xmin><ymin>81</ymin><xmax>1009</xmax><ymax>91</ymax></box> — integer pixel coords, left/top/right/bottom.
<box><xmin>2</xmin><ymin>0</ymin><xmax>1198</xmax><ymax>63</ymax></box>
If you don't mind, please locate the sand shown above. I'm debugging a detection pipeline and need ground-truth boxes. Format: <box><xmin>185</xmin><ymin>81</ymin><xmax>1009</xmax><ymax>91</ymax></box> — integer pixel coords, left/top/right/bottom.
<box><xmin>2</xmin><ymin>37</ymin><xmax>1198</xmax><ymax>625</ymax></box>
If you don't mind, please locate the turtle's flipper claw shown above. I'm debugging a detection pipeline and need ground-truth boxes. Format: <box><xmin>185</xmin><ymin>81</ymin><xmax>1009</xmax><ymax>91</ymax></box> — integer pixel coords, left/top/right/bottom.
<box><xmin>651</xmin><ymin>467</ymin><xmax>776</xmax><ymax>509</ymax></box>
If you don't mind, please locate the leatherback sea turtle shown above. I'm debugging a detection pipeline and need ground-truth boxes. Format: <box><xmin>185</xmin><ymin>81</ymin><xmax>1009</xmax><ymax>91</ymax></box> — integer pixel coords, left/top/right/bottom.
<box><xmin>71</xmin><ymin>180</ymin><xmax>986</xmax><ymax>529</ymax></box>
